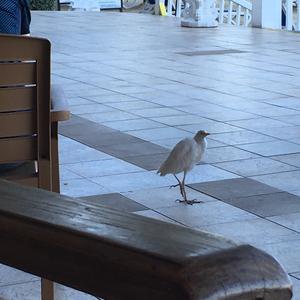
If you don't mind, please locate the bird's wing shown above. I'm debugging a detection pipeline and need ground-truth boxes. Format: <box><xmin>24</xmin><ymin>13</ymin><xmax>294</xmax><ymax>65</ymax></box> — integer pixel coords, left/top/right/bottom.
<box><xmin>158</xmin><ymin>138</ymin><xmax>195</xmax><ymax>175</ymax></box>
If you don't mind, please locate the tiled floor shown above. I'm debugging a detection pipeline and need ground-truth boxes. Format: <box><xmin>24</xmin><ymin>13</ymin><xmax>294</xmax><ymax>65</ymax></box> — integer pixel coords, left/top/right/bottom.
<box><xmin>1</xmin><ymin>10</ymin><xmax>300</xmax><ymax>300</ymax></box>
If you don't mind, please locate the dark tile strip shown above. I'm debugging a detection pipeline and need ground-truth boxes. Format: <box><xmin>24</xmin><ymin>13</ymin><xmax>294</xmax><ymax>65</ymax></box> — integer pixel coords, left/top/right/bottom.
<box><xmin>80</xmin><ymin>193</ymin><xmax>147</xmax><ymax>212</ymax></box>
<box><xmin>189</xmin><ymin>178</ymin><xmax>281</xmax><ymax>199</ymax></box>
<box><xmin>176</xmin><ymin>49</ymin><xmax>246</xmax><ymax>56</ymax></box>
<box><xmin>225</xmin><ymin>192</ymin><xmax>300</xmax><ymax>217</ymax></box>
<box><xmin>122</xmin><ymin>153</ymin><xmax>169</xmax><ymax>170</ymax></box>
<box><xmin>189</xmin><ymin>177</ymin><xmax>300</xmax><ymax>218</ymax></box>
<box><xmin>59</xmin><ymin>114</ymin><xmax>169</xmax><ymax>171</ymax></box>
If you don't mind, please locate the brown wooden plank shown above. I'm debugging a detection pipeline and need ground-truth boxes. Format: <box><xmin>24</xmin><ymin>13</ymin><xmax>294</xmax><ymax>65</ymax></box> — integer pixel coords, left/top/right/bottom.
<box><xmin>0</xmin><ymin>86</ymin><xmax>36</xmax><ymax>112</ymax></box>
<box><xmin>0</xmin><ymin>180</ymin><xmax>293</xmax><ymax>300</ymax></box>
<box><xmin>0</xmin><ymin>62</ymin><xmax>36</xmax><ymax>86</ymax></box>
<box><xmin>51</xmin><ymin>122</ymin><xmax>60</xmax><ymax>193</ymax></box>
<box><xmin>0</xmin><ymin>111</ymin><xmax>36</xmax><ymax>138</ymax></box>
<box><xmin>0</xmin><ymin>35</ymin><xmax>51</xmax><ymax>61</ymax></box>
<box><xmin>13</xmin><ymin>176</ymin><xmax>38</xmax><ymax>187</ymax></box>
<box><xmin>0</xmin><ymin>136</ymin><xmax>37</xmax><ymax>162</ymax></box>
<box><xmin>0</xmin><ymin>162</ymin><xmax>37</xmax><ymax>186</ymax></box>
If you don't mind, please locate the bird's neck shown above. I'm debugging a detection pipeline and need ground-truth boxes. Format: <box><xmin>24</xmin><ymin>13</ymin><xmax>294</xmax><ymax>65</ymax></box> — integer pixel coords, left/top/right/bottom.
<box><xmin>194</xmin><ymin>136</ymin><xmax>205</xmax><ymax>144</ymax></box>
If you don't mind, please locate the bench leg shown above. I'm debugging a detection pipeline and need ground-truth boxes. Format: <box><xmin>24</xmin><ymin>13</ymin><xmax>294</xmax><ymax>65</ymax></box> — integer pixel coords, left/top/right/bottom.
<box><xmin>41</xmin><ymin>278</ymin><xmax>54</xmax><ymax>300</ymax></box>
<box><xmin>43</xmin><ymin>122</ymin><xmax>59</xmax><ymax>300</ymax></box>
<box><xmin>51</xmin><ymin>122</ymin><xmax>60</xmax><ymax>194</ymax></box>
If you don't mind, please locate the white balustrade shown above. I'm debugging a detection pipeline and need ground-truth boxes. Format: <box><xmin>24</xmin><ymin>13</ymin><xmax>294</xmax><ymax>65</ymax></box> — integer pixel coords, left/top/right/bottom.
<box><xmin>285</xmin><ymin>0</ymin><xmax>294</xmax><ymax>30</ymax></box>
<box><xmin>165</xmin><ymin>0</ymin><xmax>300</xmax><ymax>32</ymax></box>
<box><xmin>217</xmin><ymin>0</ymin><xmax>252</xmax><ymax>26</ymax></box>
<box><xmin>297</xmin><ymin>0</ymin><xmax>300</xmax><ymax>31</ymax></box>
<box><xmin>283</xmin><ymin>0</ymin><xmax>300</xmax><ymax>31</ymax></box>
<box><xmin>157</xmin><ymin>0</ymin><xmax>252</xmax><ymax>22</ymax></box>
<box><xmin>181</xmin><ymin>0</ymin><xmax>218</xmax><ymax>27</ymax></box>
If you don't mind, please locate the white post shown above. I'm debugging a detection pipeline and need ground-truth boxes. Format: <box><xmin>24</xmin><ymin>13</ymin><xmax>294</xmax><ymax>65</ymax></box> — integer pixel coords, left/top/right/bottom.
<box><xmin>228</xmin><ymin>1</ymin><xmax>233</xmax><ymax>24</ymax></box>
<box><xmin>297</xmin><ymin>0</ymin><xmax>300</xmax><ymax>31</ymax></box>
<box><xmin>219</xmin><ymin>0</ymin><xmax>225</xmax><ymax>23</ymax></box>
<box><xmin>176</xmin><ymin>0</ymin><xmax>182</xmax><ymax>17</ymax></box>
<box><xmin>286</xmin><ymin>0</ymin><xmax>293</xmax><ymax>30</ymax></box>
<box><xmin>236</xmin><ymin>5</ymin><xmax>241</xmax><ymax>26</ymax></box>
<box><xmin>252</xmin><ymin>0</ymin><xmax>282</xmax><ymax>29</ymax></box>
<box><xmin>167</xmin><ymin>0</ymin><xmax>173</xmax><ymax>15</ymax></box>
<box><xmin>244</xmin><ymin>8</ymin><xmax>250</xmax><ymax>26</ymax></box>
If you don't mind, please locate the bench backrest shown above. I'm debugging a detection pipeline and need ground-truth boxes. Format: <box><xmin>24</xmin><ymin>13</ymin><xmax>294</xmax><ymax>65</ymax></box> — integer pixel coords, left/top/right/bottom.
<box><xmin>0</xmin><ymin>34</ymin><xmax>51</xmax><ymax>190</ymax></box>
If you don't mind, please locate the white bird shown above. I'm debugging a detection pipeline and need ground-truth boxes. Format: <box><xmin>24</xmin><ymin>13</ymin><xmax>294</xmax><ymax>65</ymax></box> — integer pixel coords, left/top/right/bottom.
<box><xmin>157</xmin><ymin>130</ymin><xmax>210</xmax><ymax>205</ymax></box>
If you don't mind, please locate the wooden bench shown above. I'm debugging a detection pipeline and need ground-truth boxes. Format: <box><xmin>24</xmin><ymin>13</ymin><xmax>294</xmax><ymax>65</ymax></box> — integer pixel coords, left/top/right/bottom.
<box><xmin>0</xmin><ymin>179</ymin><xmax>293</xmax><ymax>300</ymax></box>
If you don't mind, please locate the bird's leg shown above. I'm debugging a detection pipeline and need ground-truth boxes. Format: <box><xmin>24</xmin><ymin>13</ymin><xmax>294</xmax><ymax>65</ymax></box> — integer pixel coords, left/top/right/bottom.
<box><xmin>171</xmin><ymin>174</ymin><xmax>184</xmax><ymax>197</ymax></box>
<box><xmin>177</xmin><ymin>172</ymin><xmax>203</xmax><ymax>205</ymax></box>
<box><xmin>182</xmin><ymin>173</ymin><xmax>188</xmax><ymax>201</ymax></box>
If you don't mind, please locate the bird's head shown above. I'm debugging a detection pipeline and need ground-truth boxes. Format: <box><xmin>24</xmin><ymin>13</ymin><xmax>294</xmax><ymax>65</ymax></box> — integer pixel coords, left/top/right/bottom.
<box><xmin>194</xmin><ymin>130</ymin><xmax>210</xmax><ymax>142</ymax></box>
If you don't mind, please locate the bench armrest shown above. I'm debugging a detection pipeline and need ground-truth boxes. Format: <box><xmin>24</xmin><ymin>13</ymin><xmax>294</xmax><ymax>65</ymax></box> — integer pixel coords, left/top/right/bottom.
<box><xmin>50</xmin><ymin>84</ymin><xmax>70</xmax><ymax>122</ymax></box>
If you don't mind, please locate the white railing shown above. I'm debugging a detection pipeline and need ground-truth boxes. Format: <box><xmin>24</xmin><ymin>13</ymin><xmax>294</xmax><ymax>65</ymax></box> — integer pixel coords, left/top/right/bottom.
<box><xmin>164</xmin><ymin>0</ymin><xmax>300</xmax><ymax>32</ymax></box>
<box><xmin>161</xmin><ymin>0</ymin><xmax>252</xmax><ymax>26</ymax></box>
<box><xmin>217</xmin><ymin>0</ymin><xmax>252</xmax><ymax>26</ymax></box>
<box><xmin>160</xmin><ymin>0</ymin><xmax>181</xmax><ymax>16</ymax></box>
<box><xmin>283</xmin><ymin>0</ymin><xmax>300</xmax><ymax>31</ymax></box>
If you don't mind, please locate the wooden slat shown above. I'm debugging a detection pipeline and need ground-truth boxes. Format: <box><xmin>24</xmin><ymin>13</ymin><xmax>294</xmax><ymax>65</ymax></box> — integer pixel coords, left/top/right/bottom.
<box><xmin>12</xmin><ymin>176</ymin><xmax>38</xmax><ymax>187</ymax></box>
<box><xmin>0</xmin><ymin>62</ymin><xmax>36</xmax><ymax>86</ymax></box>
<box><xmin>0</xmin><ymin>180</ymin><xmax>293</xmax><ymax>300</ymax></box>
<box><xmin>0</xmin><ymin>35</ymin><xmax>50</xmax><ymax>61</ymax></box>
<box><xmin>0</xmin><ymin>136</ymin><xmax>37</xmax><ymax>163</ymax></box>
<box><xmin>0</xmin><ymin>162</ymin><xmax>38</xmax><ymax>187</ymax></box>
<box><xmin>0</xmin><ymin>111</ymin><xmax>36</xmax><ymax>138</ymax></box>
<box><xmin>0</xmin><ymin>86</ymin><xmax>36</xmax><ymax>112</ymax></box>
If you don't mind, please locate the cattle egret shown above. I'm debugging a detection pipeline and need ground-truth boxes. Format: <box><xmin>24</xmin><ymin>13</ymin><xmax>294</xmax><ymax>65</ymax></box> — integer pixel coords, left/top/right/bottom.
<box><xmin>157</xmin><ymin>130</ymin><xmax>210</xmax><ymax>205</ymax></box>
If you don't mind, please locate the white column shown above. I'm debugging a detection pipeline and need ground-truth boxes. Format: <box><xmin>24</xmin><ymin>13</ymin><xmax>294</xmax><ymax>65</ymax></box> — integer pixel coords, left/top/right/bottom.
<box><xmin>252</xmin><ymin>0</ymin><xmax>282</xmax><ymax>29</ymax></box>
<box><xmin>297</xmin><ymin>0</ymin><xmax>300</xmax><ymax>31</ymax></box>
<box><xmin>181</xmin><ymin>0</ymin><xmax>218</xmax><ymax>27</ymax></box>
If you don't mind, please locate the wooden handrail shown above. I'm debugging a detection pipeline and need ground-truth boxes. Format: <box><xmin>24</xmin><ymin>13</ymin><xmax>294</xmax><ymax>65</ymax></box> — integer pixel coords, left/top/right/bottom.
<box><xmin>0</xmin><ymin>180</ymin><xmax>293</xmax><ymax>300</ymax></box>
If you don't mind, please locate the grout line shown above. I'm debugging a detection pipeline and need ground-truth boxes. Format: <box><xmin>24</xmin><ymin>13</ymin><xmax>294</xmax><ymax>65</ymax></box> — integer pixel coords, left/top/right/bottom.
<box><xmin>0</xmin><ymin>279</ymin><xmax>40</xmax><ymax>289</ymax></box>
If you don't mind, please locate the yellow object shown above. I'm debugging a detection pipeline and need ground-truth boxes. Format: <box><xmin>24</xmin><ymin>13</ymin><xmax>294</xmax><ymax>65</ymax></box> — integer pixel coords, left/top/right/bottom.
<box><xmin>159</xmin><ymin>3</ymin><xmax>167</xmax><ymax>16</ymax></box>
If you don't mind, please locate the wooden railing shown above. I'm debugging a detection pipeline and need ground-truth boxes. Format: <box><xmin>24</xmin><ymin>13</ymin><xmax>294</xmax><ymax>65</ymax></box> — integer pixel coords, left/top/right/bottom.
<box><xmin>0</xmin><ymin>179</ymin><xmax>293</xmax><ymax>300</ymax></box>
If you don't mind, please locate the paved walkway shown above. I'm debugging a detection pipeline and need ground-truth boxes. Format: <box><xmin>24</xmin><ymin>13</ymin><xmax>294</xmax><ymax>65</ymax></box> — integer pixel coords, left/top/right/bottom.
<box><xmin>1</xmin><ymin>11</ymin><xmax>300</xmax><ymax>299</ymax></box>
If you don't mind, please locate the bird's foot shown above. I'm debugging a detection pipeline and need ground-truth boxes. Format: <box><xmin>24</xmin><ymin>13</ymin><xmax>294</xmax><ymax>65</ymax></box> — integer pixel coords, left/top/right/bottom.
<box><xmin>176</xmin><ymin>199</ymin><xmax>203</xmax><ymax>205</ymax></box>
